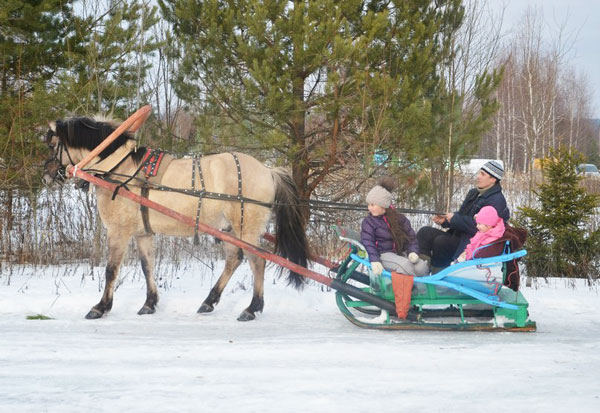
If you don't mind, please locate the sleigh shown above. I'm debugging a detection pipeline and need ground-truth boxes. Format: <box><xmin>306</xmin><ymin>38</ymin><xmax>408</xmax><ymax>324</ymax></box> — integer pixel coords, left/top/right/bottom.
<box><xmin>333</xmin><ymin>226</ymin><xmax>536</xmax><ymax>331</ymax></box>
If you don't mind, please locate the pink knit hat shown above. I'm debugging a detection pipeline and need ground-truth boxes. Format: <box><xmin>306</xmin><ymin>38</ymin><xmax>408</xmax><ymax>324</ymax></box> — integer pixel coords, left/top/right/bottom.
<box><xmin>476</xmin><ymin>206</ymin><xmax>501</xmax><ymax>226</ymax></box>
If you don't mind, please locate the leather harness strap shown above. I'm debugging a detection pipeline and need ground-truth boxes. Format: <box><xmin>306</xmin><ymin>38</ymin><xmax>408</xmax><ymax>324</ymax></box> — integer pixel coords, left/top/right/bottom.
<box><xmin>231</xmin><ymin>153</ymin><xmax>244</xmax><ymax>239</ymax></box>
<box><xmin>137</xmin><ymin>149</ymin><xmax>174</xmax><ymax>236</ymax></box>
<box><xmin>140</xmin><ymin>186</ymin><xmax>153</xmax><ymax>235</ymax></box>
<box><xmin>142</xmin><ymin>148</ymin><xmax>165</xmax><ymax>178</ymax></box>
<box><xmin>192</xmin><ymin>155</ymin><xmax>205</xmax><ymax>245</ymax></box>
<box><xmin>190</xmin><ymin>153</ymin><xmax>244</xmax><ymax>243</ymax></box>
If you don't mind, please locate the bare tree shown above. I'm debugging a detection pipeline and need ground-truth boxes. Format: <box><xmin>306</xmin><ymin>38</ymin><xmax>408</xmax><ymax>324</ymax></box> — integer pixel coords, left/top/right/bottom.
<box><xmin>433</xmin><ymin>0</ymin><xmax>504</xmax><ymax>210</ymax></box>
<box><xmin>479</xmin><ymin>5</ymin><xmax>594</xmax><ymax>201</ymax></box>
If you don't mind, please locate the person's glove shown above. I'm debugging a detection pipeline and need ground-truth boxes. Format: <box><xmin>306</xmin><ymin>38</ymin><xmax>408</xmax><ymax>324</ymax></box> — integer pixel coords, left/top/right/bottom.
<box><xmin>408</xmin><ymin>252</ymin><xmax>419</xmax><ymax>264</ymax></box>
<box><xmin>371</xmin><ymin>261</ymin><xmax>384</xmax><ymax>275</ymax></box>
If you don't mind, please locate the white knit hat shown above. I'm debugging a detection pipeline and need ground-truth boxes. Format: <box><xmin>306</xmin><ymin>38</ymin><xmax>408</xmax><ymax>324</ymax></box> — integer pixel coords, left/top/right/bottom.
<box><xmin>366</xmin><ymin>185</ymin><xmax>393</xmax><ymax>208</ymax></box>
<box><xmin>481</xmin><ymin>160</ymin><xmax>504</xmax><ymax>180</ymax></box>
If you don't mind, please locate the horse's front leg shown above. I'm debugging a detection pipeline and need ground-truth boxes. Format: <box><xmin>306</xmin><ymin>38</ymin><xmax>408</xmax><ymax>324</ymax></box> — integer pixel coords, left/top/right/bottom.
<box><xmin>135</xmin><ymin>235</ymin><xmax>158</xmax><ymax>315</ymax></box>
<box><xmin>85</xmin><ymin>232</ymin><xmax>129</xmax><ymax>319</ymax></box>
<box><xmin>197</xmin><ymin>242</ymin><xmax>243</xmax><ymax>314</ymax></box>
<box><xmin>237</xmin><ymin>253</ymin><xmax>265</xmax><ymax>321</ymax></box>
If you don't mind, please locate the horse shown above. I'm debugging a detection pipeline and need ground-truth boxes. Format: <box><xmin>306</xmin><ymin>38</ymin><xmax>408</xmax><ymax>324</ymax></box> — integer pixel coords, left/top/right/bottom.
<box><xmin>42</xmin><ymin>116</ymin><xmax>310</xmax><ymax>321</ymax></box>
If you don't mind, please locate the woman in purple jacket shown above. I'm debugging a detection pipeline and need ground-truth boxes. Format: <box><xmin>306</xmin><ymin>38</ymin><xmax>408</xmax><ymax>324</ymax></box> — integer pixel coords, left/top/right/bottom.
<box><xmin>360</xmin><ymin>178</ymin><xmax>429</xmax><ymax>277</ymax></box>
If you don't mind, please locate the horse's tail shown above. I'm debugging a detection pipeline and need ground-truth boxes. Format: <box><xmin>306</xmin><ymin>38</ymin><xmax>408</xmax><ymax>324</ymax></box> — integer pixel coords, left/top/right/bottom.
<box><xmin>270</xmin><ymin>168</ymin><xmax>310</xmax><ymax>289</ymax></box>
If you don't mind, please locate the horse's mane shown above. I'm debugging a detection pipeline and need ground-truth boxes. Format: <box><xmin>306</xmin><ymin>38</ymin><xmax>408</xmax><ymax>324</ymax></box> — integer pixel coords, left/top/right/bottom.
<box><xmin>55</xmin><ymin>116</ymin><xmax>146</xmax><ymax>162</ymax></box>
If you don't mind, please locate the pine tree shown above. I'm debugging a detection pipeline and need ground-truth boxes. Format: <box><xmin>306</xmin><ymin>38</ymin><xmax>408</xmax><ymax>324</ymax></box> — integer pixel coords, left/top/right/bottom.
<box><xmin>517</xmin><ymin>147</ymin><xmax>600</xmax><ymax>280</ymax></box>
<box><xmin>0</xmin><ymin>0</ymin><xmax>80</xmax><ymax>190</ymax></box>
<box><xmin>160</xmin><ymin>0</ymin><xmax>465</xmax><ymax>201</ymax></box>
<box><xmin>57</xmin><ymin>0</ymin><xmax>161</xmax><ymax>119</ymax></box>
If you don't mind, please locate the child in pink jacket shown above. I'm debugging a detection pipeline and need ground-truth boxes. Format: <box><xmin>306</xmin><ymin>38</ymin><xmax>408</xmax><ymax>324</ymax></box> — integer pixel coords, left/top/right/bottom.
<box><xmin>457</xmin><ymin>206</ymin><xmax>506</xmax><ymax>262</ymax></box>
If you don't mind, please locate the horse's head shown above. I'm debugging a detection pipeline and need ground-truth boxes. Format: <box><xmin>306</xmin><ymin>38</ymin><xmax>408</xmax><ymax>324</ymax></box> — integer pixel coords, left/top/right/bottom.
<box><xmin>42</xmin><ymin>116</ymin><xmax>135</xmax><ymax>186</ymax></box>
<box><xmin>42</xmin><ymin>121</ymin><xmax>68</xmax><ymax>185</ymax></box>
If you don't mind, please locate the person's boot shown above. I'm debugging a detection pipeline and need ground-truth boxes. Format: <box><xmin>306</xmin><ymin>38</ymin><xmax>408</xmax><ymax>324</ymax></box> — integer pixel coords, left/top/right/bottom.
<box><xmin>391</xmin><ymin>272</ymin><xmax>414</xmax><ymax>319</ymax></box>
<box><xmin>405</xmin><ymin>308</ymin><xmax>421</xmax><ymax>322</ymax></box>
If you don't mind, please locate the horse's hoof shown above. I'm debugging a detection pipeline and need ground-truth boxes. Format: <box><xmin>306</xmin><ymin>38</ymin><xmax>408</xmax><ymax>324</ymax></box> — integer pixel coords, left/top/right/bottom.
<box><xmin>197</xmin><ymin>303</ymin><xmax>214</xmax><ymax>313</ymax></box>
<box><xmin>137</xmin><ymin>306</ymin><xmax>156</xmax><ymax>315</ymax></box>
<box><xmin>85</xmin><ymin>308</ymin><xmax>103</xmax><ymax>319</ymax></box>
<box><xmin>237</xmin><ymin>310</ymin><xmax>255</xmax><ymax>322</ymax></box>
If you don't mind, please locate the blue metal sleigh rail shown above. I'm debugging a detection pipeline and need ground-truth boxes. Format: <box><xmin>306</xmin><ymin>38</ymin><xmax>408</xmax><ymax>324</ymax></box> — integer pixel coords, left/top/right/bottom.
<box><xmin>350</xmin><ymin>251</ymin><xmax>526</xmax><ymax>310</ymax></box>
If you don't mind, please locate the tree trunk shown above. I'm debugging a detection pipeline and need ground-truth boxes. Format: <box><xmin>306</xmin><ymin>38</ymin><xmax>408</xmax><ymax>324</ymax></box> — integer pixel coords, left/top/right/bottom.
<box><xmin>3</xmin><ymin>190</ymin><xmax>14</xmax><ymax>260</ymax></box>
<box><xmin>290</xmin><ymin>47</ymin><xmax>310</xmax><ymax>220</ymax></box>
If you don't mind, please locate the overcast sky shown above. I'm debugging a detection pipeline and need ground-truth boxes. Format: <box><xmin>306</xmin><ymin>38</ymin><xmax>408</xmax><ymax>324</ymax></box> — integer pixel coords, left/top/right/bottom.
<box><xmin>490</xmin><ymin>0</ymin><xmax>600</xmax><ymax>118</ymax></box>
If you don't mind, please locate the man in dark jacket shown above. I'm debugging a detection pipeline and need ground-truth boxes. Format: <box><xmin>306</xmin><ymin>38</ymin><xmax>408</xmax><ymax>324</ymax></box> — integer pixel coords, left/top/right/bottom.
<box><xmin>417</xmin><ymin>160</ymin><xmax>509</xmax><ymax>271</ymax></box>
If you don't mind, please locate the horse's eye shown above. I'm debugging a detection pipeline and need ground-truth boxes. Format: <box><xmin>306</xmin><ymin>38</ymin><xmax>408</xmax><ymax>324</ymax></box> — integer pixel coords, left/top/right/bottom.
<box><xmin>45</xmin><ymin>128</ymin><xmax>58</xmax><ymax>144</ymax></box>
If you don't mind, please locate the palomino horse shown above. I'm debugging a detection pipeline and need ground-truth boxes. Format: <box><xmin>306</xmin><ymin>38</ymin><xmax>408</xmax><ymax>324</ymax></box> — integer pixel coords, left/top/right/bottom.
<box><xmin>42</xmin><ymin>116</ymin><xmax>309</xmax><ymax>321</ymax></box>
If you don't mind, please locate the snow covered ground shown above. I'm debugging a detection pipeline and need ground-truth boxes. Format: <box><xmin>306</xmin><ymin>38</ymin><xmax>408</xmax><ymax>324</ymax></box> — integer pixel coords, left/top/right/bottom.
<box><xmin>1</xmin><ymin>262</ymin><xmax>599</xmax><ymax>412</ymax></box>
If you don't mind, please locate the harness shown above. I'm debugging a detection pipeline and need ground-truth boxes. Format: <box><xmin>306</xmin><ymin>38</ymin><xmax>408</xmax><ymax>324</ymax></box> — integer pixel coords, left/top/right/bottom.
<box><xmin>137</xmin><ymin>149</ymin><xmax>175</xmax><ymax>235</ymax></box>
<box><xmin>139</xmin><ymin>151</ymin><xmax>244</xmax><ymax>238</ymax></box>
<box><xmin>82</xmin><ymin>147</ymin><xmax>245</xmax><ymax>238</ymax></box>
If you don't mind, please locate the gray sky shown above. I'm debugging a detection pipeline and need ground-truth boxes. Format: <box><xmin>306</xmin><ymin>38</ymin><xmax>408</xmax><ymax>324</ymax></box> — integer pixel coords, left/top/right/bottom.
<box><xmin>490</xmin><ymin>0</ymin><xmax>600</xmax><ymax>118</ymax></box>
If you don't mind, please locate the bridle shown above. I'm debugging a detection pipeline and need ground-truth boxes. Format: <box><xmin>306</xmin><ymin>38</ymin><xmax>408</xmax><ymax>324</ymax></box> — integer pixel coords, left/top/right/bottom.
<box><xmin>44</xmin><ymin>128</ymin><xmax>77</xmax><ymax>182</ymax></box>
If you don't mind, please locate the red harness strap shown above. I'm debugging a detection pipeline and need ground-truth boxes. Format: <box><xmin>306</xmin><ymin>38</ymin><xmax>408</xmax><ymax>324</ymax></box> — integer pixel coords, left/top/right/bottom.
<box><xmin>142</xmin><ymin>148</ymin><xmax>165</xmax><ymax>178</ymax></box>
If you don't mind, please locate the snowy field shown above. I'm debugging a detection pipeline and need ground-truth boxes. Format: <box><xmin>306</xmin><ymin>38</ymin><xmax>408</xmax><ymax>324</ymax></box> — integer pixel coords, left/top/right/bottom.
<box><xmin>1</xmin><ymin>262</ymin><xmax>600</xmax><ymax>412</ymax></box>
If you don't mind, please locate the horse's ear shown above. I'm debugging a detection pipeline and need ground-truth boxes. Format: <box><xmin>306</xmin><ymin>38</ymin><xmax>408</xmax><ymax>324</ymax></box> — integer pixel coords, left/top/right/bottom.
<box><xmin>48</xmin><ymin>121</ymin><xmax>56</xmax><ymax>132</ymax></box>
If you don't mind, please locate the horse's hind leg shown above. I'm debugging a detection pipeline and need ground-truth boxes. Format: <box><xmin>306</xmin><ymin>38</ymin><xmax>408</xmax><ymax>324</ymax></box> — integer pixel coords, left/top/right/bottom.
<box><xmin>197</xmin><ymin>242</ymin><xmax>243</xmax><ymax>313</ymax></box>
<box><xmin>135</xmin><ymin>235</ymin><xmax>158</xmax><ymax>315</ymax></box>
<box><xmin>237</xmin><ymin>253</ymin><xmax>265</xmax><ymax>321</ymax></box>
<box><xmin>86</xmin><ymin>232</ymin><xmax>129</xmax><ymax>319</ymax></box>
